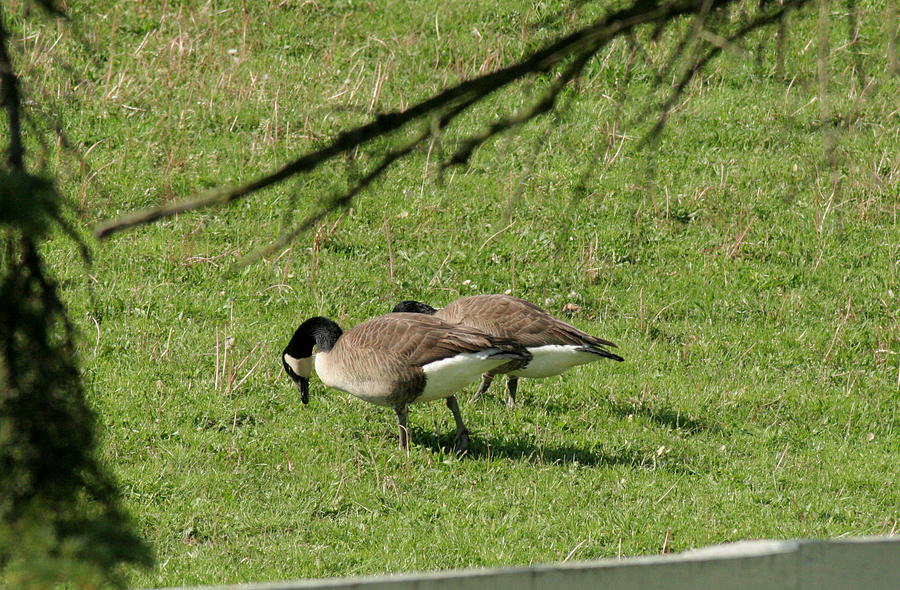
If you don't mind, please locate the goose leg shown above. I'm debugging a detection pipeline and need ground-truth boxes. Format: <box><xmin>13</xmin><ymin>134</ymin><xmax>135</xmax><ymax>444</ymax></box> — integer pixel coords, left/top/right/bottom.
<box><xmin>506</xmin><ymin>376</ymin><xmax>519</xmax><ymax>408</ymax></box>
<box><xmin>394</xmin><ymin>404</ymin><xmax>410</xmax><ymax>451</ymax></box>
<box><xmin>445</xmin><ymin>395</ymin><xmax>470</xmax><ymax>454</ymax></box>
<box><xmin>471</xmin><ymin>373</ymin><xmax>494</xmax><ymax>402</ymax></box>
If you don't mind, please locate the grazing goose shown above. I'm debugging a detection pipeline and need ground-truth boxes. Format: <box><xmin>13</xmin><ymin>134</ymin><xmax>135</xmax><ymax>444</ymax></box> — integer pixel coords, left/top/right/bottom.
<box><xmin>392</xmin><ymin>295</ymin><xmax>623</xmax><ymax>407</ymax></box>
<box><xmin>282</xmin><ymin>312</ymin><xmax>530</xmax><ymax>453</ymax></box>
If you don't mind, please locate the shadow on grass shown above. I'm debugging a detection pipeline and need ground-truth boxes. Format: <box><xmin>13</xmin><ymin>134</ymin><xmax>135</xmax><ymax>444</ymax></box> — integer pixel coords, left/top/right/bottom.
<box><xmin>410</xmin><ymin>427</ymin><xmax>699</xmax><ymax>473</ymax></box>
<box><xmin>603</xmin><ymin>398</ymin><xmax>720</xmax><ymax>434</ymax></box>
<box><xmin>467</xmin><ymin>390</ymin><xmax>719</xmax><ymax>436</ymax></box>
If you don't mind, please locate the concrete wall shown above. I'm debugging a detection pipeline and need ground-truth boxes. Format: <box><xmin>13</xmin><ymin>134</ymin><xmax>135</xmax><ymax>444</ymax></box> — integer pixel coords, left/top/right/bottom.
<box><xmin>170</xmin><ymin>536</ymin><xmax>899</xmax><ymax>590</ymax></box>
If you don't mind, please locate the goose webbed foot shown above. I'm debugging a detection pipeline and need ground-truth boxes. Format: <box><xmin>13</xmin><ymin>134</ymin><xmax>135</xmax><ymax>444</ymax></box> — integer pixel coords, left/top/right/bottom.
<box><xmin>453</xmin><ymin>430</ymin><xmax>470</xmax><ymax>455</ymax></box>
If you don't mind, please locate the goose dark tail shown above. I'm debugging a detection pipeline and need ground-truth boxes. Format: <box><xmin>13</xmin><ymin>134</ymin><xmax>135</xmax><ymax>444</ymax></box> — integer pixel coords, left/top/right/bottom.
<box><xmin>577</xmin><ymin>343</ymin><xmax>624</xmax><ymax>362</ymax></box>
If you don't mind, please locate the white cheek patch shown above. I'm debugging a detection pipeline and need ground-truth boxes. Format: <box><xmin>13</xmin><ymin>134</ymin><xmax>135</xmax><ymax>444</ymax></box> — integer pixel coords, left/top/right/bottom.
<box><xmin>283</xmin><ymin>353</ymin><xmax>313</xmax><ymax>378</ymax></box>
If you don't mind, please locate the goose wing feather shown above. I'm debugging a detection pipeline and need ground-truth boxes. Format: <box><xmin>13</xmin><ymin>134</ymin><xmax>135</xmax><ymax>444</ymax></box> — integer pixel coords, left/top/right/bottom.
<box><xmin>328</xmin><ymin>313</ymin><xmax>526</xmax><ymax>402</ymax></box>
<box><xmin>437</xmin><ymin>294</ymin><xmax>618</xmax><ymax>349</ymax></box>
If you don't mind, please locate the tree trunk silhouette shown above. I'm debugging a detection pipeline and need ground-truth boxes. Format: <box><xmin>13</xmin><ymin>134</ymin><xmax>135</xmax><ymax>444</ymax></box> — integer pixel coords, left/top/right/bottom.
<box><xmin>0</xmin><ymin>3</ymin><xmax>152</xmax><ymax>587</ymax></box>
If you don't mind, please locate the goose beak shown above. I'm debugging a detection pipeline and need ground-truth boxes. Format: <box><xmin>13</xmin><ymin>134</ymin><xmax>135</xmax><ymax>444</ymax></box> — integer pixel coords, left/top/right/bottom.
<box><xmin>297</xmin><ymin>377</ymin><xmax>310</xmax><ymax>405</ymax></box>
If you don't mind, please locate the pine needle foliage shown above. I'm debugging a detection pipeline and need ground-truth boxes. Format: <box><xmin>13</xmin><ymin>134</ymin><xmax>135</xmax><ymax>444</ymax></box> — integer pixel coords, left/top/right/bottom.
<box><xmin>0</xmin><ymin>2</ymin><xmax>152</xmax><ymax>588</ymax></box>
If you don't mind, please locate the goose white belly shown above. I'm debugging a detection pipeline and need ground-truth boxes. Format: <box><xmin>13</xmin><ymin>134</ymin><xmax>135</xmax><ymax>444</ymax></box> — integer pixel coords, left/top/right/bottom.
<box><xmin>418</xmin><ymin>351</ymin><xmax>510</xmax><ymax>402</ymax></box>
<box><xmin>510</xmin><ymin>344</ymin><xmax>597</xmax><ymax>378</ymax></box>
<box><xmin>315</xmin><ymin>349</ymin><xmax>513</xmax><ymax>406</ymax></box>
<box><xmin>314</xmin><ymin>353</ymin><xmax>397</xmax><ymax>406</ymax></box>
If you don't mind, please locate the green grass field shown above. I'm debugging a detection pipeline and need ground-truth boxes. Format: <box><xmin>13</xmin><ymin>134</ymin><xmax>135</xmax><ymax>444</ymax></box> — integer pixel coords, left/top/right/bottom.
<box><xmin>9</xmin><ymin>0</ymin><xmax>898</xmax><ymax>586</ymax></box>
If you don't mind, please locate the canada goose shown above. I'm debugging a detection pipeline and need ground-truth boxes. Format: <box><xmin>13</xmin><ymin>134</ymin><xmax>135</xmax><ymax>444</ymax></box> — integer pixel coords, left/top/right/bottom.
<box><xmin>392</xmin><ymin>295</ymin><xmax>623</xmax><ymax>407</ymax></box>
<box><xmin>282</xmin><ymin>312</ymin><xmax>530</xmax><ymax>453</ymax></box>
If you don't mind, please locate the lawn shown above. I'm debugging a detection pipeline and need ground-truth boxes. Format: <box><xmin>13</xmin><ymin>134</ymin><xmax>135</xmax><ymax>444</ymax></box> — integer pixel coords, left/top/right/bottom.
<box><xmin>7</xmin><ymin>0</ymin><xmax>898</xmax><ymax>586</ymax></box>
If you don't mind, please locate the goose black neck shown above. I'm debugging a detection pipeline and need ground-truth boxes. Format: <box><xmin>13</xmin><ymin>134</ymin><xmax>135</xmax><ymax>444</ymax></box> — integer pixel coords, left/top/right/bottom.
<box><xmin>392</xmin><ymin>300</ymin><xmax>438</xmax><ymax>315</ymax></box>
<box><xmin>285</xmin><ymin>316</ymin><xmax>343</xmax><ymax>355</ymax></box>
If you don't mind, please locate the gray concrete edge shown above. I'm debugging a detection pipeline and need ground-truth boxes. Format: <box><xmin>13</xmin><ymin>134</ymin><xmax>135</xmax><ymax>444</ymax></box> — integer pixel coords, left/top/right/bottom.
<box><xmin>157</xmin><ymin>535</ymin><xmax>899</xmax><ymax>590</ymax></box>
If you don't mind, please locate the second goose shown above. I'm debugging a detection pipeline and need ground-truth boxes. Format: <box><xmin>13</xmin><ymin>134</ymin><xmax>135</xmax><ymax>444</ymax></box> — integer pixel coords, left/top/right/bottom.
<box><xmin>392</xmin><ymin>295</ymin><xmax>623</xmax><ymax>407</ymax></box>
<box><xmin>282</xmin><ymin>312</ymin><xmax>530</xmax><ymax>453</ymax></box>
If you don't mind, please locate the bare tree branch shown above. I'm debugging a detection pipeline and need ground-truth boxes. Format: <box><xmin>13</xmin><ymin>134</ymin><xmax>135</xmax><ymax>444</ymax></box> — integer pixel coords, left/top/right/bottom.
<box><xmin>658</xmin><ymin>0</ymin><xmax>716</xmax><ymax>85</ymax></box>
<box><xmin>644</xmin><ymin>0</ymin><xmax>810</xmax><ymax>143</ymax></box>
<box><xmin>442</xmin><ymin>52</ymin><xmax>594</xmax><ymax>170</ymax></box>
<box><xmin>234</xmin><ymin>80</ymin><xmax>495</xmax><ymax>268</ymax></box>
<box><xmin>96</xmin><ymin>0</ymin><xmax>780</xmax><ymax>240</ymax></box>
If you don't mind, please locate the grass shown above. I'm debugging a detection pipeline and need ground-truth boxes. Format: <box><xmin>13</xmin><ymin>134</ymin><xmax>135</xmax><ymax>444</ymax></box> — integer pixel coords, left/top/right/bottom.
<box><xmin>6</xmin><ymin>0</ymin><xmax>898</xmax><ymax>586</ymax></box>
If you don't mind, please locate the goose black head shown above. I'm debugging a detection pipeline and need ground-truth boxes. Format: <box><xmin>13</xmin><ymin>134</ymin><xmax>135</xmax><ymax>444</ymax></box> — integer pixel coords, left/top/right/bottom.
<box><xmin>391</xmin><ymin>300</ymin><xmax>438</xmax><ymax>315</ymax></box>
<box><xmin>282</xmin><ymin>316</ymin><xmax>343</xmax><ymax>404</ymax></box>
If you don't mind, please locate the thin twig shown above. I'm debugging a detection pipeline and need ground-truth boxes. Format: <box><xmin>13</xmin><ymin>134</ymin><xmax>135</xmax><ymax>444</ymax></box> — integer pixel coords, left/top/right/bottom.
<box><xmin>563</xmin><ymin>539</ymin><xmax>588</xmax><ymax>562</ymax></box>
<box><xmin>214</xmin><ymin>328</ymin><xmax>220</xmax><ymax>391</ymax></box>
<box><xmin>226</xmin><ymin>343</ymin><xmax>260</xmax><ymax>394</ymax></box>
<box><xmin>477</xmin><ymin>221</ymin><xmax>516</xmax><ymax>253</ymax></box>
<box><xmin>823</xmin><ymin>297</ymin><xmax>853</xmax><ymax>362</ymax></box>
<box><xmin>231</xmin><ymin>351</ymin><xmax>265</xmax><ymax>393</ymax></box>
<box><xmin>658</xmin><ymin>0</ymin><xmax>716</xmax><ymax>85</ymax></box>
<box><xmin>383</xmin><ymin>215</ymin><xmax>395</xmax><ymax>281</ymax></box>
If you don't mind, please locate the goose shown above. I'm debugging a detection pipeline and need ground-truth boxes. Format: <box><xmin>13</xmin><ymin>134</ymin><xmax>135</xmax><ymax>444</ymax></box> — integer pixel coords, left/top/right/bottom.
<box><xmin>392</xmin><ymin>295</ymin><xmax>623</xmax><ymax>407</ymax></box>
<box><xmin>281</xmin><ymin>312</ymin><xmax>530</xmax><ymax>453</ymax></box>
